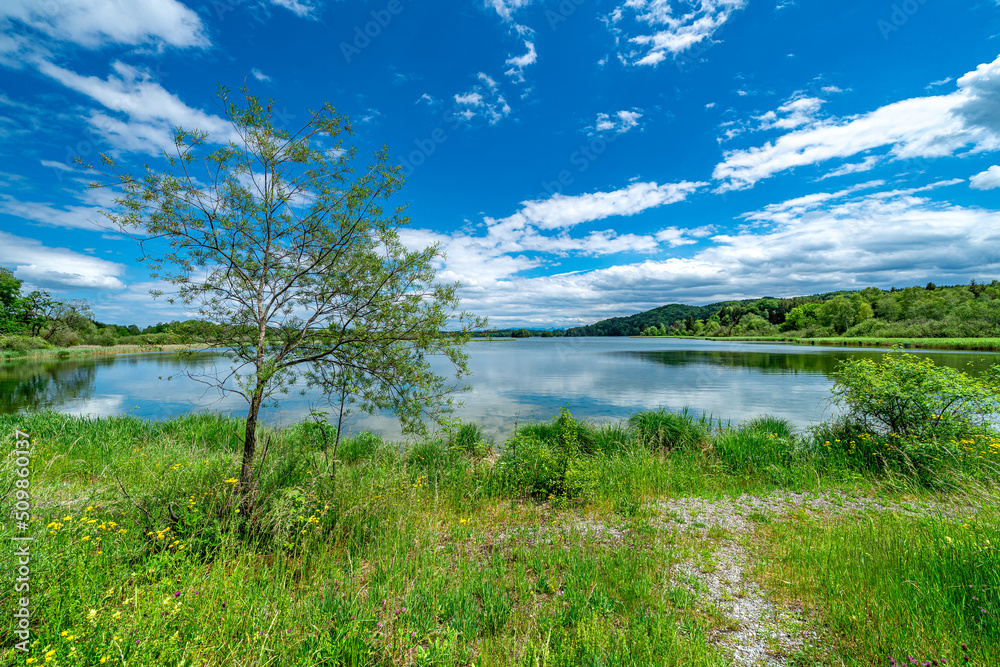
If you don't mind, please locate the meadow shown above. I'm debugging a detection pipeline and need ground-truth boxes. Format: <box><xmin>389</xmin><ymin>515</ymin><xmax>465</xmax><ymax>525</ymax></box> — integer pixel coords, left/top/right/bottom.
<box><xmin>1</xmin><ymin>386</ymin><xmax>998</xmax><ymax>666</ymax></box>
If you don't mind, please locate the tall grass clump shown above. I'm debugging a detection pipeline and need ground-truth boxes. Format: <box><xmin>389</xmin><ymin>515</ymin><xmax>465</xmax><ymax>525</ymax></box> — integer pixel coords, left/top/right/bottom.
<box><xmin>628</xmin><ymin>407</ymin><xmax>710</xmax><ymax>452</ymax></box>
<box><xmin>713</xmin><ymin>416</ymin><xmax>797</xmax><ymax>475</ymax></box>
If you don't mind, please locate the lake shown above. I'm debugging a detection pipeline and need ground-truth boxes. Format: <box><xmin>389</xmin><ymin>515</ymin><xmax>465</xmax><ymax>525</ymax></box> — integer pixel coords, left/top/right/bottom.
<box><xmin>3</xmin><ymin>338</ymin><xmax>997</xmax><ymax>441</ymax></box>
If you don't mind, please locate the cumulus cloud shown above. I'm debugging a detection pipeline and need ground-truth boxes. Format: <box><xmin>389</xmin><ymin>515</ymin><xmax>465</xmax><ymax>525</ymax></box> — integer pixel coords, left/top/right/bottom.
<box><xmin>397</xmin><ymin>181</ymin><xmax>706</xmax><ymax>298</ymax></box>
<box><xmin>971</xmin><ymin>165</ymin><xmax>1000</xmax><ymax>190</ymax></box>
<box><xmin>0</xmin><ymin>231</ymin><xmax>126</xmax><ymax>290</ymax></box>
<box><xmin>36</xmin><ymin>60</ymin><xmax>233</xmax><ymax>154</ymax></box>
<box><xmin>755</xmin><ymin>96</ymin><xmax>823</xmax><ymax>131</ymax></box>
<box><xmin>713</xmin><ymin>54</ymin><xmax>1000</xmax><ymax>190</ymax></box>
<box><xmin>590</xmin><ymin>109</ymin><xmax>644</xmax><ymax>136</ymax></box>
<box><xmin>457</xmin><ymin>186</ymin><xmax>1000</xmax><ymax>327</ymax></box>
<box><xmin>453</xmin><ymin>74</ymin><xmax>512</xmax><ymax>125</ymax></box>
<box><xmin>505</xmin><ymin>41</ymin><xmax>537</xmax><ymax>81</ymax></box>
<box><xmin>611</xmin><ymin>0</ymin><xmax>747</xmax><ymax>67</ymax></box>
<box><xmin>486</xmin><ymin>0</ymin><xmax>533</xmax><ymax>23</ymax></box>
<box><xmin>0</xmin><ymin>0</ymin><xmax>208</xmax><ymax>49</ymax></box>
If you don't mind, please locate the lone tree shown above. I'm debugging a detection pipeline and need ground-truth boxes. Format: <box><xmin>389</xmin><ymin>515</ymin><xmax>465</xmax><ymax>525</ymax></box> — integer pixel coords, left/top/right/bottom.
<box><xmin>85</xmin><ymin>86</ymin><xmax>485</xmax><ymax>512</ymax></box>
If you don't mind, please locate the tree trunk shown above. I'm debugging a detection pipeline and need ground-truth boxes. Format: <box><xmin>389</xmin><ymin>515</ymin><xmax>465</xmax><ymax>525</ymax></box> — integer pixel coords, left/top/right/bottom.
<box><xmin>240</xmin><ymin>390</ymin><xmax>263</xmax><ymax>515</ymax></box>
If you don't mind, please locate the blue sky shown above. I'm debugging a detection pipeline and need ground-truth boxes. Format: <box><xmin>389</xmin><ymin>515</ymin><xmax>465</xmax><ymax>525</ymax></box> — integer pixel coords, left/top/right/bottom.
<box><xmin>2</xmin><ymin>0</ymin><xmax>1000</xmax><ymax>328</ymax></box>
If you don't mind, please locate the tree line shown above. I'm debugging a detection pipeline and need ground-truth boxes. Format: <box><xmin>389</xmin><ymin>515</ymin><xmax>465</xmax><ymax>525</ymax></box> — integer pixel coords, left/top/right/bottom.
<box><xmin>638</xmin><ymin>281</ymin><xmax>1000</xmax><ymax>339</ymax></box>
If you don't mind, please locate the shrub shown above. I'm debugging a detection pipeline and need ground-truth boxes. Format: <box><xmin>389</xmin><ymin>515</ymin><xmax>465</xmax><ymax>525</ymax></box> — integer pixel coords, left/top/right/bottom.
<box><xmin>495</xmin><ymin>408</ymin><xmax>595</xmax><ymax>500</ymax></box>
<box><xmin>832</xmin><ymin>351</ymin><xmax>1000</xmax><ymax>440</ymax></box>
<box><xmin>0</xmin><ymin>335</ymin><xmax>52</xmax><ymax>352</ymax></box>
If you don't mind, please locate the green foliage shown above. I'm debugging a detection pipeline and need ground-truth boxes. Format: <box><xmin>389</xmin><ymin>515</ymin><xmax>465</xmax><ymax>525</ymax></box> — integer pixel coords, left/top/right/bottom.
<box><xmin>0</xmin><ymin>335</ymin><xmax>52</xmax><ymax>352</ymax></box>
<box><xmin>575</xmin><ymin>281</ymin><xmax>1000</xmax><ymax>341</ymax></box>
<box><xmin>84</xmin><ymin>85</ymin><xmax>485</xmax><ymax>509</ymax></box>
<box><xmin>712</xmin><ymin>418</ymin><xmax>797</xmax><ymax>476</ymax></box>
<box><xmin>566</xmin><ymin>303</ymin><xmax>719</xmax><ymax>337</ymax></box>
<box><xmin>832</xmin><ymin>352</ymin><xmax>1000</xmax><ymax>439</ymax></box>
<box><xmin>628</xmin><ymin>408</ymin><xmax>709</xmax><ymax>451</ymax></box>
<box><xmin>495</xmin><ymin>408</ymin><xmax>599</xmax><ymax>499</ymax></box>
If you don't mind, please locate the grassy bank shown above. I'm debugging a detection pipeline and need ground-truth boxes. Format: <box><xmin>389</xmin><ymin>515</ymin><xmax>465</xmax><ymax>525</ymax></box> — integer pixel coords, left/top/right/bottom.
<box><xmin>1</xmin><ymin>407</ymin><xmax>998</xmax><ymax>666</ymax></box>
<box><xmin>660</xmin><ymin>335</ymin><xmax>1000</xmax><ymax>352</ymax></box>
<box><xmin>0</xmin><ymin>344</ymin><xmax>214</xmax><ymax>363</ymax></box>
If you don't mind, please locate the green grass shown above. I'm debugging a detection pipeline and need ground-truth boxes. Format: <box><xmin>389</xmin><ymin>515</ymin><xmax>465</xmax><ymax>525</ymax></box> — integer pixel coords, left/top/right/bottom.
<box><xmin>0</xmin><ymin>343</ymin><xmax>210</xmax><ymax>363</ymax></box>
<box><xmin>1</xmin><ymin>408</ymin><xmax>997</xmax><ymax>666</ymax></box>
<box><xmin>759</xmin><ymin>491</ymin><xmax>1000</xmax><ymax>666</ymax></box>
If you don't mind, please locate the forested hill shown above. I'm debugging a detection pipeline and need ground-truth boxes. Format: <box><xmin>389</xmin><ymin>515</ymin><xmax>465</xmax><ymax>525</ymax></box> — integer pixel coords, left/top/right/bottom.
<box><xmin>564</xmin><ymin>281</ymin><xmax>1000</xmax><ymax>338</ymax></box>
<box><xmin>564</xmin><ymin>303</ymin><xmax>725</xmax><ymax>337</ymax></box>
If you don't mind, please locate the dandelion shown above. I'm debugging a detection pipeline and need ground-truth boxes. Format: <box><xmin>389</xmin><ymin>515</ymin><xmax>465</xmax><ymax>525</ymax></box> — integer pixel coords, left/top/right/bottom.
<box><xmin>224</xmin><ymin>478</ymin><xmax>238</xmax><ymax>484</ymax></box>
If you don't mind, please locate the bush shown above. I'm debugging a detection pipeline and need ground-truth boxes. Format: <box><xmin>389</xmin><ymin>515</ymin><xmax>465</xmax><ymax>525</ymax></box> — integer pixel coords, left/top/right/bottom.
<box><xmin>832</xmin><ymin>351</ymin><xmax>1000</xmax><ymax>440</ymax></box>
<box><xmin>495</xmin><ymin>408</ymin><xmax>595</xmax><ymax>500</ymax></box>
<box><xmin>0</xmin><ymin>335</ymin><xmax>52</xmax><ymax>351</ymax></box>
<box><xmin>809</xmin><ymin>415</ymin><xmax>965</xmax><ymax>487</ymax></box>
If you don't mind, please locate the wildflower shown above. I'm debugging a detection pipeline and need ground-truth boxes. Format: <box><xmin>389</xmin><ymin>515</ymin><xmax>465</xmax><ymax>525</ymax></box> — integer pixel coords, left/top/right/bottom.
<box><xmin>224</xmin><ymin>478</ymin><xmax>238</xmax><ymax>484</ymax></box>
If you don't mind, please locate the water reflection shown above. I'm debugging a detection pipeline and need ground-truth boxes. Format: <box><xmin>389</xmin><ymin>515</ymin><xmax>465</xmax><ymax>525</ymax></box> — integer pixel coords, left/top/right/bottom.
<box><xmin>2</xmin><ymin>340</ymin><xmax>997</xmax><ymax>441</ymax></box>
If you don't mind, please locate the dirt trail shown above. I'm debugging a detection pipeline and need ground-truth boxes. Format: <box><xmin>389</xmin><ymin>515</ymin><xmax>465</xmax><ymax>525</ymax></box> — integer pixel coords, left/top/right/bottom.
<box><xmin>653</xmin><ymin>490</ymin><xmax>973</xmax><ymax>666</ymax></box>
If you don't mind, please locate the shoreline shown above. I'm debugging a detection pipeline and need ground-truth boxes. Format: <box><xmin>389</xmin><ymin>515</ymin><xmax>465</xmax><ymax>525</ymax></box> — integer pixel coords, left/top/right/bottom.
<box><xmin>0</xmin><ymin>343</ymin><xmax>215</xmax><ymax>363</ymax></box>
<box><xmin>632</xmin><ymin>335</ymin><xmax>1000</xmax><ymax>352</ymax></box>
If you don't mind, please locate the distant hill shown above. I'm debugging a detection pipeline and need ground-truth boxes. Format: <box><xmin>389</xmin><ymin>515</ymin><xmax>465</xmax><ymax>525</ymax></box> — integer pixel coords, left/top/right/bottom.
<box><xmin>564</xmin><ymin>303</ymin><xmax>726</xmax><ymax>337</ymax></box>
<box><xmin>564</xmin><ymin>281</ymin><xmax>1000</xmax><ymax>339</ymax></box>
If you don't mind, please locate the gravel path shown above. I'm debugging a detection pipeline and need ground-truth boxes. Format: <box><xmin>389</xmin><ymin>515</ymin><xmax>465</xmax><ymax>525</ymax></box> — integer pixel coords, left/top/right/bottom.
<box><xmin>652</xmin><ymin>490</ymin><xmax>978</xmax><ymax>666</ymax></box>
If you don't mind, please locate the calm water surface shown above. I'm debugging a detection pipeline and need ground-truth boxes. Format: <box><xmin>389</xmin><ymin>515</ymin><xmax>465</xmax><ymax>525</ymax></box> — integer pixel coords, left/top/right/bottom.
<box><xmin>3</xmin><ymin>338</ymin><xmax>997</xmax><ymax>440</ymax></box>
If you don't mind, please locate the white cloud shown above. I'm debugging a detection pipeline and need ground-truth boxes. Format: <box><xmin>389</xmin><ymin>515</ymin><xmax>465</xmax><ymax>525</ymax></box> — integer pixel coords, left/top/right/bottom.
<box><xmin>505</xmin><ymin>41</ymin><xmax>537</xmax><ymax>81</ymax></box>
<box><xmin>0</xmin><ymin>195</ymin><xmax>111</xmax><ymax>232</ymax></box>
<box><xmin>817</xmin><ymin>155</ymin><xmax>881</xmax><ymax>180</ymax></box>
<box><xmin>0</xmin><ymin>0</ymin><xmax>208</xmax><ymax>49</ymax></box>
<box><xmin>0</xmin><ymin>231</ymin><xmax>126</xmax><ymax>290</ymax></box>
<box><xmin>713</xmin><ymin>54</ymin><xmax>1000</xmax><ymax>190</ymax></box>
<box><xmin>612</xmin><ymin>0</ymin><xmax>747</xmax><ymax>67</ymax></box>
<box><xmin>36</xmin><ymin>60</ymin><xmax>233</xmax><ymax>154</ymax></box>
<box><xmin>453</xmin><ymin>75</ymin><xmax>512</xmax><ymax>125</ymax></box>
<box><xmin>486</xmin><ymin>0</ymin><xmax>533</xmax><ymax>22</ymax></box>
<box><xmin>456</xmin><ymin>187</ymin><xmax>1000</xmax><ymax>327</ymax></box>
<box><xmin>494</xmin><ymin>181</ymin><xmax>705</xmax><ymax>231</ymax></box>
<box><xmin>39</xmin><ymin>159</ymin><xmax>75</xmax><ymax>172</ymax></box>
<box><xmin>269</xmin><ymin>0</ymin><xmax>321</xmax><ymax>19</ymax></box>
<box><xmin>251</xmin><ymin>68</ymin><xmax>272</xmax><ymax>82</ymax></box>
<box><xmin>971</xmin><ymin>165</ymin><xmax>1000</xmax><ymax>190</ymax></box>
<box><xmin>755</xmin><ymin>96</ymin><xmax>823</xmax><ymax>131</ymax></box>
<box><xmin>397</xmin><ymin>181</ymin><xmax>705</xmax><ymax>297</ymax></box>
<box><xmin>590</xmin><ymin>109</ymin><xmax>644</xmax><ymax>136</ymax></box>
